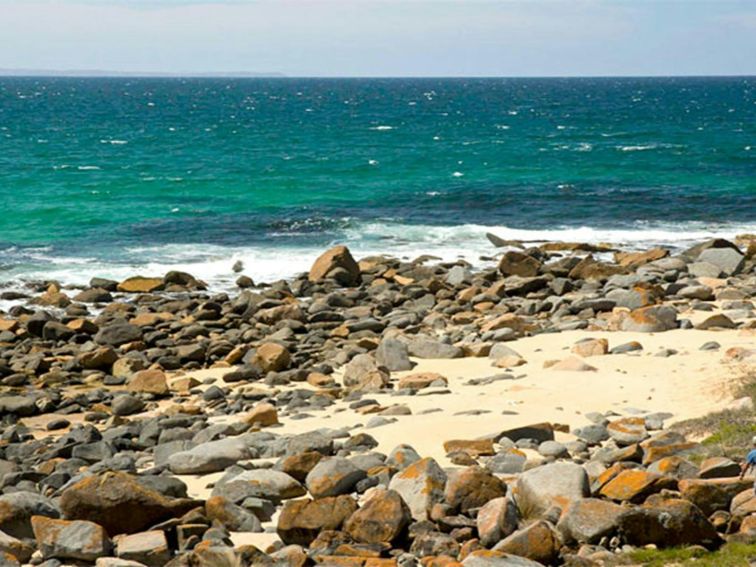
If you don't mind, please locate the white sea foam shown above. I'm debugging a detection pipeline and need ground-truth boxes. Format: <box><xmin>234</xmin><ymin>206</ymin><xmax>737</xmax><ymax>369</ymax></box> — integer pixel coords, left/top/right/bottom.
<box><xmin>370</xmin><ymin>126</ymin><xmax>395</xmax><ymax>131</ymax></box>
<box><xmin>77</xmin><ymin>165</ymin><xmax>101</xmax><ymax>171</ymax></box>
<box><xmin>3</xmin><ymin>221</ymin><xmax>755</xmax><ymax>300</ymax></box>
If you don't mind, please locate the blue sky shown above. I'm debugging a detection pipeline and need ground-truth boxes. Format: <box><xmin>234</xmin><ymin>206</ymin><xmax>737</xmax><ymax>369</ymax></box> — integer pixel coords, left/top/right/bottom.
<box><xmin>0</xmin><ymin>0</ymin><xmax>754</xmax><ymax>76</ymax></box>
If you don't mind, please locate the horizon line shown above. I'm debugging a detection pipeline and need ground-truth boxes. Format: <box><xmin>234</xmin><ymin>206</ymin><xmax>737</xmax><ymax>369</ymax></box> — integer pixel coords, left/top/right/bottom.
<box><xmin>1</xmin><ymin>71</ymin><xmax>755</xmax><ymax>80</ymax></box>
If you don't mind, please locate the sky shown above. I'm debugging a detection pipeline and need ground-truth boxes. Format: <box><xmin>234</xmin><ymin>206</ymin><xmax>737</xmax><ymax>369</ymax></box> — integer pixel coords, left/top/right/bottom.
<box><xmin>0</xmin><ymin>0</ymin><xmax>754</xmax><ymax>77</ymax></box>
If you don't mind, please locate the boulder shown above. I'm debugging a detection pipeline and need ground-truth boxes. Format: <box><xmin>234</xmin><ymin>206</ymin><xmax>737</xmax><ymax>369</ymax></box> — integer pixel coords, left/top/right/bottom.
<box><xmin>375</xmin><ymin>338</ymin><xmax>413</xmax><ymax>371</ymax></box>
<box><xmin>0</xmin><ymin>492</ymin><xmax>60</xmax><ymax>539</ymax></box>
<box><xmin>498</xmin><ymin>251</ymin><xmax>541</xmax><ymax>278</ymax></box>
<box><xmin>245</xmin><ymin>402</ymin><xmax>279</xmax><ymax>427</ymax></box>
<box><xmin>309</xmin><ymin>245</ymin><xmax>361</xmax><ymax>286</ymax></box>
<box><xmin>697</xmin><ymin>247</ymin><xmax>745</xmax><ymax>276</ymax></box>
<box><xmin>117</xmin><ymin>276</ymin><xmax>164</xmax><ymax>293</ymax></box>
<box><xmin>477</xmin><ymin>497</ymin><xmax>519</xmax><ymax>547</ymax></box>
<box><xmin>571</xmin><ymin>338</ymin><xmax>608</xmax><ymax>357</ymax></box>
<box><xmin>277</xmin><ymin>496</ymin><xmax>358</xmax><ymax>546</ymax></box>
<box><xmin>78</xmin><ymin>346</ymin><xmax>119</xmax><ymax>370</ymax></box>
<box><xmin>59</xmin><ymin>472</ymin><xmax>198</xmax><ymax>535</ymax></box>
<box><xmin>599</xmin><ymin>469</ymin><xmax>674</xmax><ymax>503</ymax></box>
<box><xmin>620</xmin><ymin>305</ymin><xmax>678</xmax><ymax>332</ymax></box>
<box><xmin>0</xmin><ymin>530</ymin><xmax>33</xmax><ymax>563</ymax></box>
<box><xmin>31</xmin><ymin>516</ymin><xmax>111</xmax><ymax>562</ymax></box>
<box><xmin>388</xmin><ymin>457</ymin><xmax>447</xmax><ymax>521</ymax></box>
<box><xmin>305</xmin><ymin>457</ymin><xmax>367</xmax><ymax>498</ymax></box>
<box><xmin>168</xmin><ymin>436</ymin><xmax>252</xmax><ymax>474</ymax></box>
<box><xmin>127</xmin><ymin>369</ymin><xmax>168</xmax><ymax>396</ymax></box>
<box><xmin>493</xmin><ymin>520</ymin><xmax>560</xmax><ymax>565</ymax></box>
<box><xmin>607</xmin><ymin>417</ymin><xmax>648</xmax><ymax>446</ymax></box>
<box><xmin>115</xmin><ymin>530</ymin><xmax>170</xmax><ymax>566</ymax></box>
<box><xmin>205</xmin><ymin>496</ymin><xmax>262</xmax><ymax>532</ymax></box>
<box><xmin>445</xmin><ymin>466</ymin><xmax>507</xmax><ymax>514</ymax></box>
<box><xmin>408</xmin><ymin>338</ymin><xmax>463</xmax><ymax>359</ymax></box>
<box><xmin>344</xmin><ymin>488</ymin><xmax>411</xmax><ymax>544</ymax></box>
<box><xmin>615</xmin><ymin>248</ymin><xmax>669</xmax><ymax>268</ymax></box>
<box><xmin>398</xmin><ymin>372</ymin><xmax>448</xmax><ymax>390</ymax></box>
<box><xmin>341</xmin><ymin>354</ymin><xmax>390</xmax><ymax>391</ymax></box>
<box><xmin>0</xmin><ymin>396</ymin><xmax>37</xmax><ymax>417</ymax></box>
<box><xmin>557</xmin><ymin>498</ymin><xmax>624</xmax><ymax>544</ymax></box>
<box><xmin>617</xmin><ymin>497</ymin><xmax>720</xmax><ymax>548</ymax></box>
<box><xmin>548</xmin><ymin>356</ymin><xmax>597</xmax><ymax>372</ymax></box>
<box><xmin>515</xmin><ymin>462</ymin><xmax>589</xmax><ymax>518</ymax></box>
<box><xmin>95</xmin><ymin>323</ymin><xmax>142</xmax><ymax>346</ymax></box>
<box><xmin>254</xmin><ymin>343</ymin><xmax>291</xmax><ymax>372</ymax></box>
<box><xmin>212</xmin><ymin>469</ymin><xmax>305</xmax><ymax>503</ymax></box>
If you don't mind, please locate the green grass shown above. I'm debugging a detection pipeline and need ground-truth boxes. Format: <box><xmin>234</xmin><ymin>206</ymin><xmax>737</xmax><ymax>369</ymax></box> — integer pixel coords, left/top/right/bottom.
<box><xmin>671</xmin><ymin>369</ymin><xmax>756</xmax><ymax>462</ymax></box>
<box><xmin>627</xmin><ymin>543</ymin><xmax>756</xmax><ymax>566</ymax></box>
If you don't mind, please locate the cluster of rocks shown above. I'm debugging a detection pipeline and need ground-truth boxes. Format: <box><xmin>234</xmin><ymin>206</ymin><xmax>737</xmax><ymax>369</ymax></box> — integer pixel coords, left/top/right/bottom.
<box><xmin>0</xmin><ymin>236</ymin><xmax>754</xmax><ymax>565</ymax></box>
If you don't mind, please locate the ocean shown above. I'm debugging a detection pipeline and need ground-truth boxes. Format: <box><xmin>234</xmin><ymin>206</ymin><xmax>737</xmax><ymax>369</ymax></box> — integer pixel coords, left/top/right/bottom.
<box><xmin>0</xmin><ymin>76</ymin><xmax>754</xmax><ymax>292</ymax></box>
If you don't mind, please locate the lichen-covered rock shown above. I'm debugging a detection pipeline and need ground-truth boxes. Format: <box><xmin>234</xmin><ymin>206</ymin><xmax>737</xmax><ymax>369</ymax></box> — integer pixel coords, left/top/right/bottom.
<box><xmin>277</xmin><ymin>496</ymin><xmax>358</xmax><ymax>546</ymax></box>
<box><xmin>31</xmin><ymin>516</ymin><xmax>111</xmax><ymax>562</ymax></box>
<box><xmin>445</xmin><ymin>467</ymin><xmax>507</xmax><ymax>514</ymax></box>
<box><xmin>515</xmin><ymin>462</ymin><xmax>589</xmax><ymax>519</ymax></box>
<box><xmin>388</xmin><ymin>457</ymin><xmax>447</xmax><ymax>521</ymax></box>
<box><xmin>59</xmin><ymin>472</ymin><xmax>198</xmax><ymax>536</ymax></box>
<box><xmin>617</xmin><ymin>497</ymin><xmax>720</xmax><ymax>548</ymax></box>
<box><xmin>344</xmin><ymin>488</ymin><xmax>411</xmax><ymax>544</ymax></box>
<box><xmin>0</xmin><ymin>492</ymin><xmax>60</xmax><ymax>539</ymax></box>
<box><xmin>493</xmin><ymin>520</ymin><xmax>560</xmax><ymax>565</ymax></box>
<box><xmin>557</xmin><ymin>498</ymin><xmax>624</xmax><ymax>544</ymax></box>
<box><xmin>477</xmin><ymin>497</ymin><xmax>519</xmax><ymax>547</ymax></box>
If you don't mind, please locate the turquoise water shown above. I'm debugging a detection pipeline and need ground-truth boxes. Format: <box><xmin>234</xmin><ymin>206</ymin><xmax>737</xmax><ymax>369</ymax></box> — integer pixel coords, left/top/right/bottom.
<box><xmin>0</xmin><ymin>77</ymin><xmax>754</xmax><ymax>287</ymax></box>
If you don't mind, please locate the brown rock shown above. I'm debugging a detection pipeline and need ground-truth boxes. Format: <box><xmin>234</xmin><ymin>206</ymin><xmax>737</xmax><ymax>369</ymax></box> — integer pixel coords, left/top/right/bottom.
<box><xmin>245</xmin><ymin>402</ymin><xmax>279</xmax><ymax>427</ymax></box>
<box><xmin>498</xmin><ymin>251</ymin><xmax>541</xmax><ymax>278</ymax></box>
<box><xmin>255</xmin><ymin>343</ymin><xmax>291</xmax><ymax>372</ymax></box>
<box><xmin>276</xmin><ymin>451</ymin><xmax>325</xmax><ymax>483</ymax></box>
<box><xmin>117</xmin><ymin>276</ymin><xmax>164</xmax><ymax>293</ymax></box>
<box><xmin>127</xmin><ymin>369</ymin><xmax>168</xmax><ymax>396</ymax></box>
<box><xmin>445</xmin><ymin>467</ymin><xmax>507</xmax><ymax>514</ymax></box>
<box><xmin>599</xmin><ymin>469</ymin><xmax>674</xmax><ymax>503</ymax></box>
<box><xmin>276</xmin><ymin>496</ymin><xmax>358</xmax><ymax>545</ymax></box>
<box><xmin>344</xmin><ymin>488</ymin><xmax>411</xmax><ymax>544</ymax></box>
<box><xmin>620</xmin><ymin>305</ymin><xmax>678</xmax><ymax>333</ymax></box>
<box><xmin>443</xmin><ymin>439</ymin><xmax>495</xmax><ymax>457</ymax></box>
<box><xmin>548</xmin><ymin>356</ymin><xmax>597</xmax><ymax>372</ymax></box>
<box><xmin>59</xmin><ymin>472</ymin><xmax>199</xmax><ymax>536</ymax></box>
<box><xmin>568</xmin><ymin>256</ymin><xmax>625</xmax><ymax>281</ymax></box>
<box><xmin>571</xmin><ymin>338</ymin><xmax>608</xmax><ymax>357</ymax></box>
<box><xmin>397</xmin><ymin>372</ymin><xmax>448</xmax><ymax>390</ymax></box>
<box><xmin>615</xmin><ymin>248</ymin><xmax>669</xmax><ymax>268</ymax></box>
<box><xmin>678</xmin><ymin>478</ymin><xmax>753</xmax><ymax>516</ymax></box>
<box><xmin>309</xmin><ymin>245</ymin><xmax>361</xmax><ymax>286</ymax></box>
<box><xmin>493</xmin><ymin>520</ymin><xmax>559</xmax><ymax>565</ymax></box>
<box><xmin>115</xmin><ymin>530</ymin><xmax>170</xmax><ymax>566</ymax></box>
<box><xmin>476</xmin><ymin>497</ymin><xmax>518</xmax><ymax>547</ymax></box>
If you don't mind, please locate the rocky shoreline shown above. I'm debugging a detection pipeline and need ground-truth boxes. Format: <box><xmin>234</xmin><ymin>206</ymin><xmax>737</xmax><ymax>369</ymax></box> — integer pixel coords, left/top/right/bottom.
<box><xmin>0</xmin><ymin>236</ymin><xmax>755</xmax><ymax>566</ymax></box>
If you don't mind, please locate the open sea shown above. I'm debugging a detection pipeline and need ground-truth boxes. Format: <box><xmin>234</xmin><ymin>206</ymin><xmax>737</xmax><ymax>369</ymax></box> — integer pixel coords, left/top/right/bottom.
<box><xmin>0</xmin><ymin>76</ymin><xmax>754</xmax><ymax>292</ymax></box>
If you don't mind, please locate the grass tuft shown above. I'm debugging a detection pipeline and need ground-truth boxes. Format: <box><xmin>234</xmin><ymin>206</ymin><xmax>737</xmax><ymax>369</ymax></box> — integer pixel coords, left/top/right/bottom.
<box><xmin>627</xmin><ymin>543</ymin><xmax>756</xmax><ymax>566</ymax></box>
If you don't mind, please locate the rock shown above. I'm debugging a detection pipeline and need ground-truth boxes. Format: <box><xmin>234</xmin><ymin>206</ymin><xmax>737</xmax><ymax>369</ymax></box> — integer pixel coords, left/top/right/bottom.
<box><xmin>213</xmin><ymin>469</ymin><xmax>305</xmax><ymax>502</ymax></box>
<box><xmin>117</xmin><ymin>276</ymin><xmax>164</xmax><ymax>293</ymax></box>
<box><xmin>695</xmin><ymin>313</ymin><xmax>736</xmax><ymax>330</ymax></box>
<box><xmin>388</xmin><ymin>457</ymin><xmax>447</xmax><ymax>521</ymax></box>
<box><xmin>245</xmin><ymin>402</ymin><xmax>279</xmax><ymax>427</ymax></box>
<box><xmin>569</xmin><ymin>257</ymin><xmax>625</xmax><ymax>281</ymax></box>
<box><xmin>444</xmin><ymin>466</ymin><xmax>507</xmax><ymax>514</ymax></box>
<box><xmin>477</xmin><ymin>497</ymin><xmax>518</xmax><ymax>547</ymax></box>
<box><xmin>74</xmin><ymin>288</ymin><xmax>114</xmax><ymax>303</ymax></box>
<box><xmin>254</xmin><ymin>343</ymin><xmax>291</xmax><ymax>372</ymax></box>
<box><xmin>341</xmin><ymin>354</ymin><xmax>390</xmax><ymax>391</ymax></box>
<box><xmin>115</xmin><ymin>530</ymin><xmax>170</xmax><ymax>566</ymax></box>
<box><xmin>79</xmin><ymin>346</ymin><xmax>118</xmax><ymax>369</ymax></box>
<box><xmin>309</xmin><ymin>245</ymin><xmax>361</xmax><ymax>286</ymax></box>
<box><xmin>697</xmin><ymin>247</ymin><xmax>745</xmax><ymax>276</ymax></box>
<box><xmin>0</xmin><ymin>396</ymin><xmax>37</xmax><ymax>417</ymax></box>
<box><xmin>408</xmin><ymin>338</ymin><xmax>463</xmax><ymax>359</ymax></box>
<box><xmin>607</xmin><ymin>417</ymin><xmax>648</xmax><ymax>446</ymax></box>
<box><xmin>344</xmin><ymin>488</ymin><xmax>411</xmax><ymax>544</ymax></box>
<box><xmin>499</xmin><ymin>423</ymin><xmax>554</xmax><ymax>444</ymax></box>
<box><xmin>572</xmin><ymin>424</ymin><xmax>609</xmax><ymax>445</ymax></box>
<box><xmin>168</xmin><ymin>437</ymin><xmax>252</xmax><ymax>474</ymax></box>
<box><xmin>620</xmin><ymin>305</ymin><xmax>678</xmax><ymax>332</ymax></box>
<box><xmin>277</xmin><ymin>496</ymin><xmax>358</xmax><ymax>546</ymax></box>
<box><xmin>95</xmin><ymin>323</ymin><xmax>143</xmax><ymax>346</ymax></box>
<box><xmin>615</xmin><ymin>248</ymin><xmax>669</xmax><ymax>268</ymax></box>
<box><xmin>443</xmin><ymin>439</ymin><xmax>495</xmax><ymax>457</ymax></box>
<box><xmin>557</xmin><ymin>498</ymin><xmax>624</xmax><ymax>545</ymax></box>
<box><xmin>375</xmin><ymin>338</ymin><xmax>413</xmax><ymax>372</ymax></box>
<box><xmin>678</xmin><ymin>478</ymin><xmax>752</xmax><ymax>516</ymax></box>
<box><xmin>610</xmin><ymin>341</ymin><xmax>643</xmax><ymax>354</ymax></box>
<box><xmin>0</xmin><ymin>530</ymin><xmax>33</xmax><ymax>563</ymax></box>
<box><xmin>462</xmin><ymin>550</ymin><xmax>545</xmax><ymax>566</ymax></box>
<box><xmin>127</xmin><ymin>369</ymin><xmax>168</xmax><ymax>396</ymax></box>
<box><xmin>398</xmin><ymin>372</ymin><xmax>448</xmax><ymax>390</ymax></box>
<box><xmin>515</xmin><ymin>462</ymin><xmax>589</xmax><ymax>519</ymax></box>
<box><xmin>498</xmin><ymin>251</ymin><xmax>541</xmax><ymax>278</ymax></box>
<box><xmin>59</xmin><ymin>472</ymin><xmax>198</xmax><ymax>535</ymax></box>
<box><xmin>275</xmin><ymin>451</ymin><xmax>324</xmax><ymax>483</ymax></box>
<box><xmin>571</xmin><ymin>338</ymin><xmax>608</xmax><ymax>357</ymax></box>
<box><xmin>205</xmin><ymin>496</ymin><xmax>262</xmax><ymax>532</ymax></box>
<box><xmin>0</xmin><ymin>492</ymin><xmax>60</xmax><ymax>539</ymax></box>
<box><xmin>617</xmin><ymin>497</ymin><xmax>720</xmax><ymax>548</ymax></box>
<box><xmin>31</xmin><ymin>516</ymin><xmax>111</xmax><ymax>562</ymax></box>
<box><xmin>599</xmin><ymin>469</ymin><xmax>673</xmax><ymax>503</ymax></box>
<box><xmin>493</xmin><ymin>520</ymin><xmax>560</xmax><ymax>565</ymax></box>
<box><xmin>548</xmin><ymin>356</ymin><xmax>597</xmax><ymax>372</ymax></box>
<box><xmin>112</xmin><ymin>395</ymin><xmax>145</xmax><ymax>416</ymax></box>
<box><xmin>305</xmin><ymin>457</ymin><xmax>367</xmax><ymax>498</ymax></box>
<box><xmin>699</xmin><ymin>457</ymin><xmax>741</xmax><ymax>479</ymax></box>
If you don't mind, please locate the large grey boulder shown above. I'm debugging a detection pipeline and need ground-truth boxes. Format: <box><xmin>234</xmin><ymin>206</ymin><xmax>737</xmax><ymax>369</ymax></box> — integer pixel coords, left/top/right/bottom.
<box><xmin>305</xmin><ymin>457</ymin><xmax>366</xmax><ymax>498</ymax></box>
<box><xmin>388</xmin><ymin>457</ymin><xmax>447</xmax><ymax>521</ymax></box>
<box><xmin>212</xmin><ymin>469</ymin><xmax>305</xmax><ymax>503</ymax></box>
<box><xmin>515</xmin><ymin>462</ymin><xmax>590</xmax><ymax>519</ymax></box>
<box><xmin>168</xmin><ymin>437</ymin><xmax>252</xmax><ymax>474</ymax></box>
<box><xmin>31</xmin><ymin>516</ymin><xmax>111</xmax><ymax>562</ymax></box>
<box><xmin>0</xmin><ymin>492</ymin><xmax>60</xmax><ymax>538</ymax></box>
<box><xmin>375</xmin><ymin>338</ymin><xmax>413</xmax><ymax>371</ymax></box>
<box><xmin>697</xmin><ymin>247</ymin><xmax>745</xmax><ymax>276</ymax></box>
<box><xmin>557</xmin><ymin>497</ymin><xmax>624</xmax><ymax>544</ymax></box>
<box><xmin>408</xmin><ymin>338</ymin><xmax>463</xmax><ymax>359</ymax></box>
